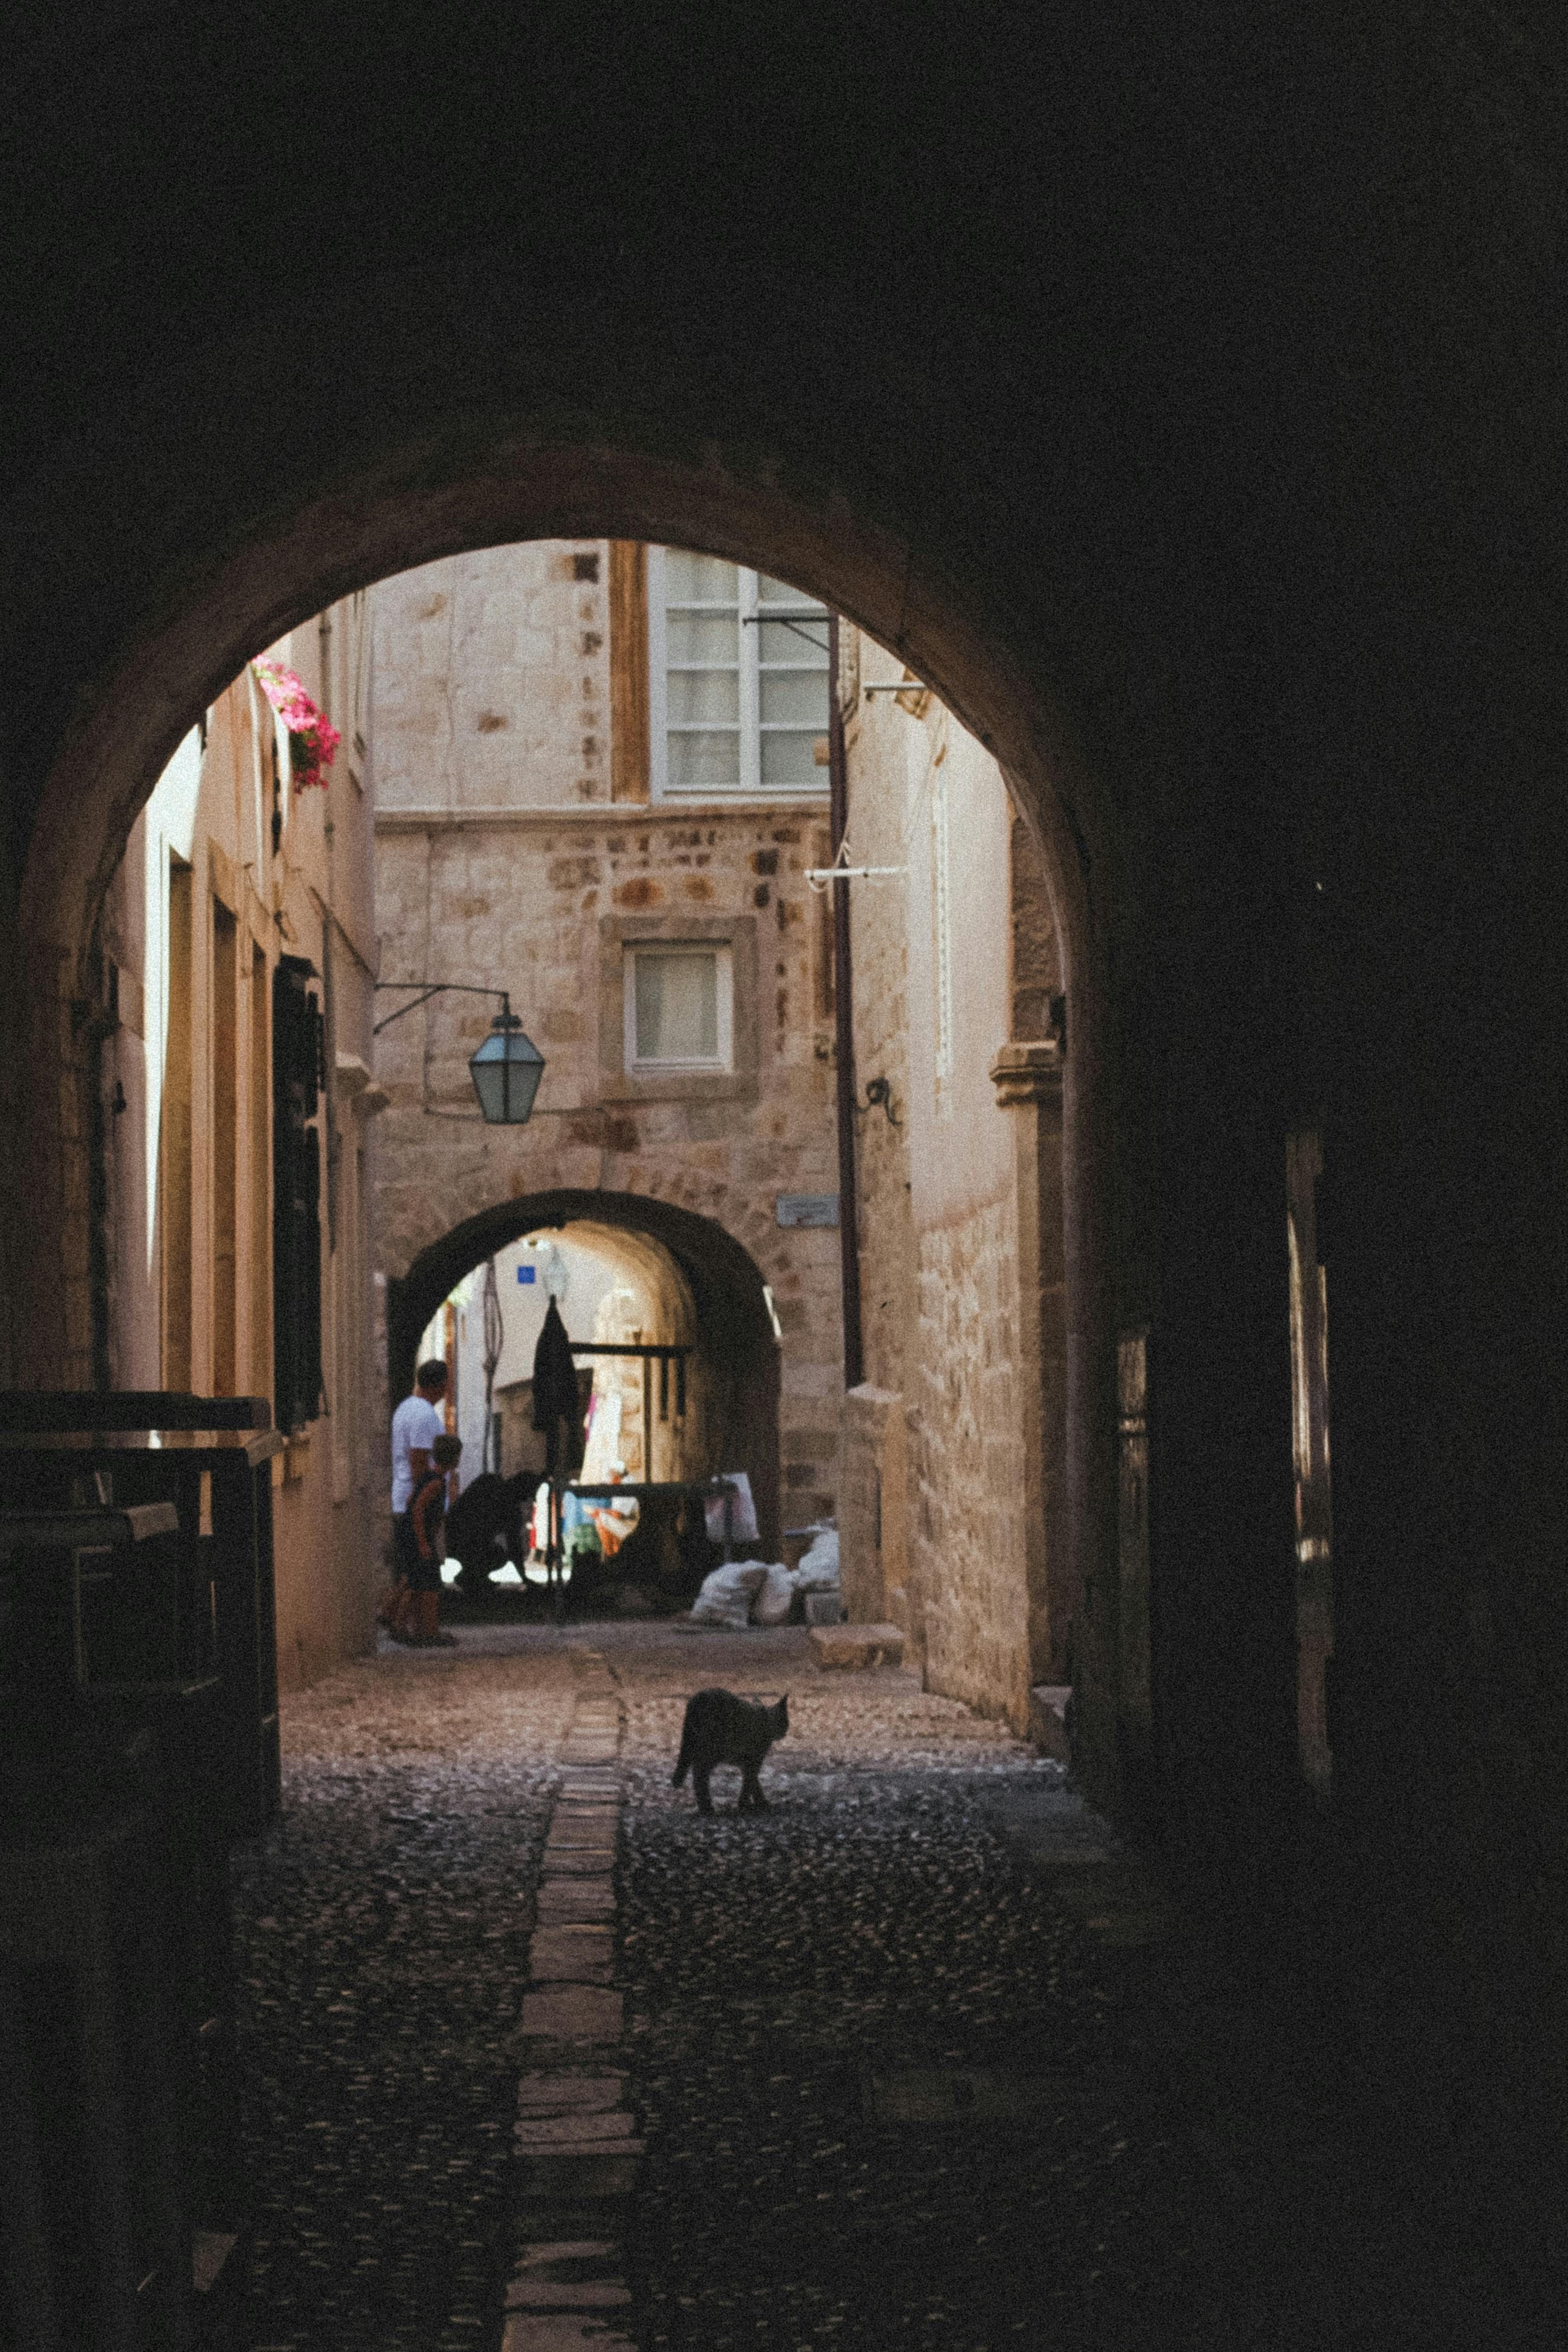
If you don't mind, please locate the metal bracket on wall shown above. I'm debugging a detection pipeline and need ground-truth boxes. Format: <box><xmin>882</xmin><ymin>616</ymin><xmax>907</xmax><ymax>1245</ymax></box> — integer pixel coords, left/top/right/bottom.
<box><xmin>853</xmin><ymin>1076</ymin><xmax>901</xmax><ymax>1127</ymax></box>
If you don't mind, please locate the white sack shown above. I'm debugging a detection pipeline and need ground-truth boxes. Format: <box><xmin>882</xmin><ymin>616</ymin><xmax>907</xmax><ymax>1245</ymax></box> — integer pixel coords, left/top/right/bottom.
<box><xmin>704</xmin><ymin>1472</ymin><xmax>759</xmax><ymax>1545</ymax></box>
<box><xmin>751</xmin><ymin>1562</ymin><xmax>795</xmax><ymax>1625</ymax></box>
<box><xmin>689</xmin><ymin>1561</ymin><xmax>768</xmax><ymax>1629</ymax></box>
<box><xmin>791</xmin><ymin>1528</ymin><xmax>840</xmax><ymax>1590</ymax></box>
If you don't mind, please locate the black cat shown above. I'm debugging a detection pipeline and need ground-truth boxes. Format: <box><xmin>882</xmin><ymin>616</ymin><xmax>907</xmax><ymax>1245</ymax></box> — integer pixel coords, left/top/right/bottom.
<box><xmin>672</xmin><ymin>1688</ymin><xmax>788</xmax><ymax>1815</ymax></box>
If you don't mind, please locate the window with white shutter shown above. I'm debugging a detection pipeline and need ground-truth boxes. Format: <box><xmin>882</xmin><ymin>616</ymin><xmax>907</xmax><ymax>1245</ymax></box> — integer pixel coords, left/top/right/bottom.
<box><xmin>648</xmin><ymin>548</ymin><xmax>830</xmax><ymax>799</ymax></box>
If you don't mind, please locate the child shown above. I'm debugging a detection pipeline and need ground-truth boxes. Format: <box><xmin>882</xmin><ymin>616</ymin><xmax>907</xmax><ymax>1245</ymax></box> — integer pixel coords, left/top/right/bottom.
<box><xmin>400</xmin><ymin>1432</ymin><xmax>462</xmax><ymax>1647</ymax></box>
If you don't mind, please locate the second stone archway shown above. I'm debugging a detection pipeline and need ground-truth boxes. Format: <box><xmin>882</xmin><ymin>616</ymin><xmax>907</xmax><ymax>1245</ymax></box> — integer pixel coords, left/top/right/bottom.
<box><xmin>386</xmin><ymin>1187</ymin><xmax>786</xmax><ymax>1557</ymax></box>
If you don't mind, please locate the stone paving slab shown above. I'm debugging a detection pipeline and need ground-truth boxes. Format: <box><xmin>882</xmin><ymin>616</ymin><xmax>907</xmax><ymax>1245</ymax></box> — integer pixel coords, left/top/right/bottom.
<box><xmin>504</xmin><ymin>1668</ymin><xmax>643</xmax><ymax>2347</ymax></box>
<box><xmin>529</xmin><ymin>1926</ymin><xmax>615</xmax><ymax>1981</ymax></box>
<box><xmin>512</xmin><ymin>2204</ymin><xmax>631</xmax><ymax>2241</ymax></box>
<box><xmin>507</xmin><ymin>2278</ymin><xmax>634</xmax><ymax>2309</ymax></box>
<box><xmin>521</xmin><ymin>1983</ymin><xmax>625</xmax><ymax>2042</ymax></box>
<box><xmin>513</xmin><ymin>2241</ymin><xmax>618</xmax><ymax>2267</ymax></box>
<box><xmin>519</xmin><ymin>2153</ymin><xmax>641</xmax><ymax>2197</ymax></box>
<box><xmin>501</xmin><ymin>2317</ymin><xmax>635</xmax><ymax>2352</ymax></box>
<box><xmin>515</xmin><ymin>2111</ymin><xmax>643</xmax><ymax>2149</ymax></box>
<box><xmin>517</xmin><ymin>2072</ymin><xmax>627</xmax><ymax>2113</ymax></box>
<box><xmin>537</xmin><ymin>1879</ymin><xmax>615</xmax><ymax>1918</ymax></box>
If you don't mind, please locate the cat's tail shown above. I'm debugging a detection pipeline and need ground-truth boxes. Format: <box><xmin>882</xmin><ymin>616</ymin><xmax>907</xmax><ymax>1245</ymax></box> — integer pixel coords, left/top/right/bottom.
<box><xmin>671</xmin><ymin>1720</ymin><xmax>691</xmax><ymax>1786</ymax></box>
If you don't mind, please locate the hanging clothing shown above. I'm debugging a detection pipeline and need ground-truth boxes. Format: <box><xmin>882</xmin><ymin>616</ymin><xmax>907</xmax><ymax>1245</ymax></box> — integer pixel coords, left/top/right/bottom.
<box><xmin>531</xmin><ymin>1296</ymin><xmax>584</xmax><ymax>1475</ymax></box>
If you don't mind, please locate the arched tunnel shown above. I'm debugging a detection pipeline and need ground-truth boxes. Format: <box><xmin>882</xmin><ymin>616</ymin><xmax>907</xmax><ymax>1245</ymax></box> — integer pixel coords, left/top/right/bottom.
<box><xmin>390</xmin><ymin>1188</ymin><xmax>783</xmax><ymax>1556</ymax></box>
<box><xmin>0</xmin><ymin>8</ymin><xmax>1562</xmax><ymax>2347</ymax></box>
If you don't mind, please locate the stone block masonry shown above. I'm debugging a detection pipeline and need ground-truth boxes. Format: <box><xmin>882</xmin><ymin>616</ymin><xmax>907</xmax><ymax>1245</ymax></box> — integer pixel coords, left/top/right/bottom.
<box><xmin>809</xmin><ymin>1621</ymin><xmax>905</xmax><ymax>1669</ymax></box>
<box><xmin>375</xmin><ymin>795</ymin><xmax>846</xmax><ymax>1526</ymax></box>
<box><xmin>839</xmin><ymin>1382</ymin><xmax>908</xmax><ymax>1634</ymax></box>
<box><xmin>909</xmin><ymin>1189</ymin><xmax>1033</xmax><ymax>1732</ymax></box>
<box><xmin>838</xmin><ymin>641</ymin><xmax>1059</xmax><ymax>1736</ymax></box>
<box><xmin>370</xmin><ymin>544</ymin><xmax>847</xmax><ymax>1537</ymax></box>
<box><xmin>505</xmin><ymin>1654</ymin><xmax>638</xmax><ymax>2352</ymax></box>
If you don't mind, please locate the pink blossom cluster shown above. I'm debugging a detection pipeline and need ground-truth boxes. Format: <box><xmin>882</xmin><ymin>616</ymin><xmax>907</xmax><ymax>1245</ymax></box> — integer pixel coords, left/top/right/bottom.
<box><xmin>252</xmin><ymin>657</ymin><xmax>342</xmax><ymax>790</ymax></box>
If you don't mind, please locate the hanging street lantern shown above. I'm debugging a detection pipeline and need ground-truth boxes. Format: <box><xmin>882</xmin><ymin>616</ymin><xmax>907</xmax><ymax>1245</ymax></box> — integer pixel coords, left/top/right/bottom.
<box><xmin>373</xmin><ymin>982</ymin><xmax>545</xmax><ymax>1126</ymax></box>
<box><xmin>468</xmin><ymin>1005</ymin><xmax>545</xmax><ymax>1125</ymax></box>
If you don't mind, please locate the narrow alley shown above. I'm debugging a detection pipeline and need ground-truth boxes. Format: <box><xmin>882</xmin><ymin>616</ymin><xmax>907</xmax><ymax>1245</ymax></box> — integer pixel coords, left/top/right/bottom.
<box><xmin>6</xmin><ymin>18</ymin><xmax>1567</xmax><ymax>2352</ymax></box>
<box><xmin>228</xmin><ymin>1630</ymin><xmax>1554</xmax><ymax>2352</ymax></box>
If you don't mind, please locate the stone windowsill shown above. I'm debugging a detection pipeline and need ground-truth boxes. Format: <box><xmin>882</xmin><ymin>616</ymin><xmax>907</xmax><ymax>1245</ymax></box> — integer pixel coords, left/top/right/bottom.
<box><xmin>989</xmin><ymin>1039</ymin><xmax>1064</xmax><ymax>1108</ymax></box>
<box><xmin>375</xmin><ymin>795</ymin><xmax>831</xmax><ymax>830</ymax></box>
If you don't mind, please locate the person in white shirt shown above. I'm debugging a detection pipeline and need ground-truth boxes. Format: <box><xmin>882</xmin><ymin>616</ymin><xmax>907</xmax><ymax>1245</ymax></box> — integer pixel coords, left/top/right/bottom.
<box><xmin>380</xmin><ymin>1360</ymin><xmax>449</xmax><ymax>1639</ymax></box>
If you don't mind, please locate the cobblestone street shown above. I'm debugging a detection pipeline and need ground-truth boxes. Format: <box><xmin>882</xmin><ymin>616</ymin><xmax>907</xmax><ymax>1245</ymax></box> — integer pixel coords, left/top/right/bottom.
<box><xmin>230</xmin><ymin>1626</ymin><xmax>1558</xmax><ymax>2352</ymax></box>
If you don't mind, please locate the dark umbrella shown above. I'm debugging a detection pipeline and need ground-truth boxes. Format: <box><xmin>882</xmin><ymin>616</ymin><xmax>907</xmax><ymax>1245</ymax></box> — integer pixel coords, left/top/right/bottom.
<box><xmin>531</xmin><ymin>1297</ymin><xmax>584</xmax><ymax>1478</ymax></box>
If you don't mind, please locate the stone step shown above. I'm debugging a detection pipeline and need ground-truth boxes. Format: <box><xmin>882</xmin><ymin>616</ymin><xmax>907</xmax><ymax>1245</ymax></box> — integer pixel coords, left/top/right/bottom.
<box><xmin>808</xmin><ymin>1622</ymin><xmax>905</xmax><ymax>1669</ymax></box>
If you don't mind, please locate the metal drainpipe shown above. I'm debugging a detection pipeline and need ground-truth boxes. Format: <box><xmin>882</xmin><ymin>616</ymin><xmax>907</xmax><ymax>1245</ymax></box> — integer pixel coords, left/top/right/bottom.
<box><xmin>318</xmin><ymin>609</ymin><xmax>340</xmax><ymax>1255</ymax></box>
<box><xmin>827</xmin><ymin>614</ymin><xmax>865</xmax><ymax>1391</ymax></box>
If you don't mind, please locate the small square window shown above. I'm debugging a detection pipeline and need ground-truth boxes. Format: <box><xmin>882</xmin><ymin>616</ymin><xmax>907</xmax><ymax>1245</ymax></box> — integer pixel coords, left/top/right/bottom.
<box><xmin>625</xmin><ymin>944</ymin><xmax>734</xmax><ymax>1072</ymax></box>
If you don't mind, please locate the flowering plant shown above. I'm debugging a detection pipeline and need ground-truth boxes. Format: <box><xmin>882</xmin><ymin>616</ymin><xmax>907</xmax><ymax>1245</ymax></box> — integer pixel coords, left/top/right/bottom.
<box><xmin>252</xmin><ymin>658</ymin><xmax>342</xmax><ymax>790</ymax></box>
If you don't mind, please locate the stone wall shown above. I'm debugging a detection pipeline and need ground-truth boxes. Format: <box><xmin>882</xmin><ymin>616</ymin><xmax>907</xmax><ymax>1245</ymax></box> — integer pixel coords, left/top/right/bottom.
<box><xmin>841</xmin><ymin>633</ymin><xmax>1062</xmax><ymax>1729</ymax></box>
<box><xmin>93</xmin><ymin>607</ymin><xmax>385</xmax><ymax>1690</ymax></box>
<box><xmin>371</xmin><ymin>543</ymin><xmax>613</xmax><ymax>813</ymax></box>
<box><xmin>370</xmin><ymin>546</ymin><xmax>845</xmax><ymax>1543</ymax></box>
<box><xmin>909</xmin><ymin>1192</ymin><xmax>1033</xmax><ymax>1728</ymax></box>
<box><xmin>839</xmin><ymin>1383</ymin><xmax>908</xmax><ymax>1631</ymax></box>
<box><xmin>838</xmin><ymin>673</ymin><xmax>915</xmax><ymax>1407</ymax></box>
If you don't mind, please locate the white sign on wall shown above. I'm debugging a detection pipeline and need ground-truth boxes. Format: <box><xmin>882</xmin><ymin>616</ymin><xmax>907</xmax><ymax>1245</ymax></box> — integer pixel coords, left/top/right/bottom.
<box><xmin>775</xmin><ymin>1193</ymin><xmax>840</xmax><ymax>1228</ymax></box>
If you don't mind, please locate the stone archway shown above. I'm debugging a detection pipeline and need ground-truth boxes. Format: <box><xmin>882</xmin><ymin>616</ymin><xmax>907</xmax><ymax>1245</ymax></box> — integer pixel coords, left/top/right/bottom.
<box><xmin>387</xmin><ymin>1186</ymin><xmax>784</xmax><ymax>1555</ymax></box>
<box><xmin>7</xmin><ymin>438</ymin><xmax>1112</xmax><ymax>1796</ymax></box>
<box><xmin>5</xmin><ymin>0</ymin><xmax>1559</xmax><ymax>2013</ymax></box>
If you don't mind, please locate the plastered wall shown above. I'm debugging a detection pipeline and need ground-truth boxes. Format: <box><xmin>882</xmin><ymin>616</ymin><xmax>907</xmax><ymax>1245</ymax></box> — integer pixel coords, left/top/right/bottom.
<box><xmin>96</xmin><ymin>607</ymin><xmax>385</xmax><ymax>1689</ymax></box>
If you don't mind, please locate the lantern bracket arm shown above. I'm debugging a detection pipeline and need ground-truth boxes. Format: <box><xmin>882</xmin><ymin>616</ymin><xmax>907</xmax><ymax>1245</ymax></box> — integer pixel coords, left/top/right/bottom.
<box><xmin>372</xmin><ymin>981</ymin><xmax>513</xmax><ymax>1036</ymax></box>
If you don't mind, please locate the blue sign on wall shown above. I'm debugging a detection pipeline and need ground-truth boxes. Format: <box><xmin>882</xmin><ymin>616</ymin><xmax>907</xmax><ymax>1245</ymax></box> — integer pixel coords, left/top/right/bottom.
<box><xmin>517</xmin><ymin>1265</ymin><xmax>537</xmax><ymax>1284</ymax></box>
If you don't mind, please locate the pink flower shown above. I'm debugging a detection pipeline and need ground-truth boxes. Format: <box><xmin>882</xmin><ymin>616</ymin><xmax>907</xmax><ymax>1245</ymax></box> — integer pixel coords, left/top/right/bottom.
<box><xmin>252</xmin><ymin>658</ymin><xmax>341</xmax><ymax>789</ymax></box>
